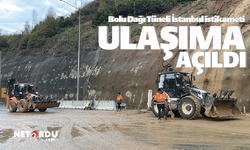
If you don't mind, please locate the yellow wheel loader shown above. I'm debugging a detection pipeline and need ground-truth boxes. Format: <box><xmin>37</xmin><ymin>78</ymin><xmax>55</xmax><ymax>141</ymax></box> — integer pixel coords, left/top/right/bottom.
<box><xmin>5</xmin><ymin>78</ymin><xmax>60</xmax><ymax>113</ymax></box>
<box><xmin>152</xmin><ymin>68</ymin><xmax>242</xmax><ymax>119</ymax></box>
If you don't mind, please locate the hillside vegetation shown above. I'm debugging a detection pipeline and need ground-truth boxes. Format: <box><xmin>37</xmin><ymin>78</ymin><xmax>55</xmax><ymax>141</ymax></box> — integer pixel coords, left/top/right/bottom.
<box><xmin>0</xmin><ymin>0</ymin><xmax>192</xmax><ymax>60</ymax></box>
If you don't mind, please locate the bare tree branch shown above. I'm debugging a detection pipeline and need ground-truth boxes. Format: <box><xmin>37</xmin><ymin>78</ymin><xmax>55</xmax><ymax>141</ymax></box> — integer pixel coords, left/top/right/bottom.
<box><xmin>32</xmin><ymin>9</ymin><xmax>38</xmax><ymax>29</ymax></box>
<box><xmin>24</xmin><ymin>21</ymin><xmax>31</xmax><ymax>34</ymax></box>
<box><xmin>46</xmin><ymin>6</ymin><xmax>56</xmax><ymax>18</ymax></box>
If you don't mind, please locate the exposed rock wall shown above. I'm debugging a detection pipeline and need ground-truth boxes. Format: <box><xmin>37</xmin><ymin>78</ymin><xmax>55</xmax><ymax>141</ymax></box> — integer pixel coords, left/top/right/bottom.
<box><xmin>1</xmin><ymin>49</ymin><xmax>164</xmax><ymax>107</ymax></box>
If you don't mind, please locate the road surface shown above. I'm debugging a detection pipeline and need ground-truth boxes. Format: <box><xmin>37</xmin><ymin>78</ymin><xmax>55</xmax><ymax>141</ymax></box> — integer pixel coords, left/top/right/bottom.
<box><xmin>0</xmin><ymin>105</ymin><xmax>250</xmax><ymax>150</ymax></box>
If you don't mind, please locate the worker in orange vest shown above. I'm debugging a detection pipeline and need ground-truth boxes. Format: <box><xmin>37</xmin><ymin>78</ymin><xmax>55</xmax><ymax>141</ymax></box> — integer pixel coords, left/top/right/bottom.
<box><xmin>154</xmin><ymin>88</ymin><xmax>169</xmax><ymax>120</ymax></box>
<box><xmin>117</xmin><ymin>92</ymin><xmax>123</xmax><ymax>111</ymax></box>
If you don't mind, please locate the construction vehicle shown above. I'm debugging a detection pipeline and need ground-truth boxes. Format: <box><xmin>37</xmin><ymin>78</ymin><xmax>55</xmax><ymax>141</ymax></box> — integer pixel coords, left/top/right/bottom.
<box><xmin>152</xmin><ymin>68</ymin><xmax>242</xmax><ymax>119</ymax></box>
<box><xmin>5</xmin><ymin>78</ymin><xmax>60</xmax><ymax>113</ymax></box>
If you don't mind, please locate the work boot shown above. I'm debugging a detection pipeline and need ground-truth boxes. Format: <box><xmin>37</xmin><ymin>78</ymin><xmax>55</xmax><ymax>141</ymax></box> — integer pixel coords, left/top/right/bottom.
<box><xmin>164</xmin><ymin>116</ymin><xmax>167</xmax><ymax>120</ymax></box>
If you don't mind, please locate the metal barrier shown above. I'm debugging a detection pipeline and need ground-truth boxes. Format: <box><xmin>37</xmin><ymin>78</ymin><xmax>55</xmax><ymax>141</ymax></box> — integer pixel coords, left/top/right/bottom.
<box><xmin>58</xmin><ymin>100</ymin><xmax>117</xmax><ymax>110</ymax></box>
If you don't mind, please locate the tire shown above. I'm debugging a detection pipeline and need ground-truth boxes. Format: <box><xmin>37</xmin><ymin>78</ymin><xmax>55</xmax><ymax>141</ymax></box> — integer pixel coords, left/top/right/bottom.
<box><xmin>200</xmin><ymin>107</ymin><xmax>208</xmax><ymax>118</ymax></box>
<box><xmin>29</xmin><ymin>109</ymin><xmax>35</xmax><ymax>112</ymax></box>
<box><xmin>178</xmin><ymin>96</ymin><xmax>201</xmax><ymax>120</ymax></box>
<box><xmin>19</xmin><ymin>99</ymin><xmax>28</xmax><ymax>113</ymax></box>
<box><xmin>165</xmin><ymin>101</ymin><xmax>169</xmax><ymax>116</ymax></box>
<box><xmin>152</xmin><ymin>98</ymin><xmax>169</xmax><ymax>117</ymax></box>
<box><xmin>152</xmin><ymin>98</ymin><xmax>159</xmax><ymax>117</ymax></box>
<box><xmin>38</xmin><ymin>108</ymin><xmax>47</xmax><ymax>112</ymax></box>
<box><xmin>9</xmin><ymin>100</ymin><xmax>17</xmax><ymax>112</ymax></box>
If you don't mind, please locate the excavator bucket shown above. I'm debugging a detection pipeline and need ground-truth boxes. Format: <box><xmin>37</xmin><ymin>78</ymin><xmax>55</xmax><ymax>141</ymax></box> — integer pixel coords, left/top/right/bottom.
<box><xmin>204</xmin><ymin>90</ymin><xmax>242</xmax><ymax>118</ymax></box>
<box><xmin>30</xmin><ymin>102</ymin><xmax>60</xmax><ymax>109</ymax></box>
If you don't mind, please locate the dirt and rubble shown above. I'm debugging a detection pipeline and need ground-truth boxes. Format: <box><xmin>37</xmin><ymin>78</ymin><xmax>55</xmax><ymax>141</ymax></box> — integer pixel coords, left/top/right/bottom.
<box><xmin>0</xmin><ymin>106</ymin><xmax>250</xmax><ymax>150</ymax></box>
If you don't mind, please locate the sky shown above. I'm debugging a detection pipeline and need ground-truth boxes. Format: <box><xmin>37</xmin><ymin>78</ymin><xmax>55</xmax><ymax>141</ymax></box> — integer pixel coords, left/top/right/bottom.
<box><xmin>0</xmin><ymin>0</ymin><xmax>93</xmax><ymax>35</ymax></box>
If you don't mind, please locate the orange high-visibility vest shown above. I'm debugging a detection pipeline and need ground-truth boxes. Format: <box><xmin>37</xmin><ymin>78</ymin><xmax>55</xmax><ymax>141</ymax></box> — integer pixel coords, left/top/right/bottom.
<box><xmin>154</xmin><ymin>92</ymin><xmax>169</xmax><ymax>102</ymax></box>
<box><xmin>117</xmin><ymin>95</ymin><xmax>123</xmax><ymax>101</ymax></box>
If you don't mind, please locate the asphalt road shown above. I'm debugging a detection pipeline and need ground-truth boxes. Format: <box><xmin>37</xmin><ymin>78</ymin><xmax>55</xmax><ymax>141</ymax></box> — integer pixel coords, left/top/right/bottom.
<box><xmin>0</xmin><ymin>105</ymin><xmax>250</xmax><ymax>150</ymax></box>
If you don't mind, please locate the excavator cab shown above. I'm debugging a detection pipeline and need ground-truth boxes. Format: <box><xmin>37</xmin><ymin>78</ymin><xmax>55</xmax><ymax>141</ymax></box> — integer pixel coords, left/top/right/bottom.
<box><xmin>158</xmin><ymin>69</ymin><xmax>190</xmax><ymax>98</ymax></box>
<box><xmin>27</xmin><ymin>85</ymin><xmax>35</xmax><ymax>93</ymax></box>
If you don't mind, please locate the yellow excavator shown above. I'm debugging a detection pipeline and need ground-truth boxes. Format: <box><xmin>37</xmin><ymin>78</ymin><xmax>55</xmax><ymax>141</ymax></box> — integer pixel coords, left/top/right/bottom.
<box><xmin>152</xmin><ymin>68</ymin><xmax>242</xmax><ymax>119</ymax></box>
<box><xmin>5</xmin><ymin>78</ymin><xmax>60</xmax><ymax>113</ymax></box>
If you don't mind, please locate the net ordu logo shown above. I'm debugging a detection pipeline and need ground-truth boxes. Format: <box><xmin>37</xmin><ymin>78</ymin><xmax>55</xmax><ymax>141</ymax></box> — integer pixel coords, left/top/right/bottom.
<box><xmin>14</xmin><ymin>130</ymin><xmax>58</xmax><ymax>140</ymax></box>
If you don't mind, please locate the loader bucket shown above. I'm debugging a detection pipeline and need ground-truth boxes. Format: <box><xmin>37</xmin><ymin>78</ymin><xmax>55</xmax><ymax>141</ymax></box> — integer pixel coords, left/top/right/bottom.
<box><xmin>31</xmin><ymin>102</ymin><xmax>60</xmax><ymax>109</ymax></box>
<box><xmin>205</xmin><ymin>99</ymin><xmax>242</xmax><ymax>118</ymax></box>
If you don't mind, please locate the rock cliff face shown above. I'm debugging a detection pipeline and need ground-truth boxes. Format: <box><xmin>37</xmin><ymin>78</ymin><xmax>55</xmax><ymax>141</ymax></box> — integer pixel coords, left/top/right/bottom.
<box><xmin>1</xmin><ymin>49</ymin><xmax>164</xmax><ymax>107</ymax></box>
<box><xmin>2</xmin><ymin>0</ymin><xmax>250</xmax><ymax>110</ymax></box>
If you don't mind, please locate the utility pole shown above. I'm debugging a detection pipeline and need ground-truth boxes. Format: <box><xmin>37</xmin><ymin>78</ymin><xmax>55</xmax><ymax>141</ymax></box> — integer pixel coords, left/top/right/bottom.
<box><xmin>60</xmin><ymin>0</ymin><xmax>81</xmax><ymax>101</ymax></box>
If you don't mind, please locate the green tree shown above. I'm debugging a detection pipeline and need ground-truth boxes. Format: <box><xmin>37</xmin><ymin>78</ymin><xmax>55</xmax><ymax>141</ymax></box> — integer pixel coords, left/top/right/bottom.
<box><xmin>0</xmin><ymin>35</ymin><xmax>9</xmax><ymax>48</ymax></box>
<box><xmin>27</xmin><ymin>6</ymin><xmax>59</xmax><ymax>49</ymax></box>
<box><xmin>19</xmin><ymin>34</ymin><xmax>30</xmax><ymax>49</ymax></box>
<box><xmin>59</xmin><ymin>16</ymin><xmax>73</xmax><ymax>28</ymax></box>
<box><xmin>92</xmin><ymin>8</ymin><xmax>112</xmax><ymax>27</ymax></box>
<box><xmin>92</xmin><ymin>0</ymin><xmax>170</xmax><ymax>27</ymax></box>
<box><xmin>41</xmin><ymin>6</ymin><xmax>59</xmax><ymax>38</ymax></box>
<box><xmin>27</xmin><ymin>31</ymin><xmax>45</xmax><ymax>48</ymax></box>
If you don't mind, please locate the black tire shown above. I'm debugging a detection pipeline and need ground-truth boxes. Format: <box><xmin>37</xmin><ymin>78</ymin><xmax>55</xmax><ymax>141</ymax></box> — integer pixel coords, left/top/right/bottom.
<box><xmin>29</xmin><ymin>109</ymin><xmax>35</xmax><ymax>112</ymax></box>
<box><xmin>19</xmin><ymin>99</ymin><xmax>28</xmax><ymax>113</ymax></box>
<box><xmin>38</xmin><ymin>108</ymin><xmax>47</xmax><ymax>112</ymax></box>
<box><xmin>152</xmin><ymin>98</ymin><xmax>158</xmax><ymax>117</ymax></box>
<box><xmin>200</xmin><ymin>107</ymin><xmax>208</xmax><ymax>118</ymax></box>
<box><xmin>152</xmin><ymin>98</ymin><xmax>169</xmax><ymax>117</ymax></box>
<box><xmin>178</xmin><ymin>96</ymin><xmax>201</xmax><ymax>120</ymax></box>
<box><xmin>9</xmin><ymin>100</ymin><xmax>17</xmax><ymax>112</ymax></box>
<box><xmin>165</xmin><ymin>101</ymin><xmax>169</xmax><ymax>116</ymax></box>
